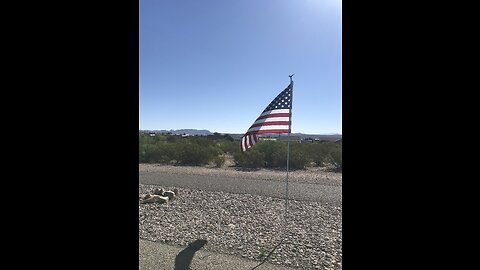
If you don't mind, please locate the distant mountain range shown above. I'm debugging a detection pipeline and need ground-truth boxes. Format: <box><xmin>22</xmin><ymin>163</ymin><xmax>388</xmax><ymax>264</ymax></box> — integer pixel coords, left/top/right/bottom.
<box><xmin>150</xmin><ymin>129</ymin><xmax>214</xmax><ymax>136</ymax></box>
<box><xmin>226</xmin><ymin>133</ymin><xmax>342</xmax><ymax>141</ymax></box>
<box><xmin>141</xmin><ymin>129</ymin><xmax>342</xmax><ymax>141</ymax></box>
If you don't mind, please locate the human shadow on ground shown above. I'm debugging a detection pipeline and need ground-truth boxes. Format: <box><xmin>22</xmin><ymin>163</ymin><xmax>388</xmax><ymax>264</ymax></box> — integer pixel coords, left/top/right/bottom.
<box><xmin>174</xmin><ymin>239</ymin><xmax>208</xmax><ymax>270</ymax></box>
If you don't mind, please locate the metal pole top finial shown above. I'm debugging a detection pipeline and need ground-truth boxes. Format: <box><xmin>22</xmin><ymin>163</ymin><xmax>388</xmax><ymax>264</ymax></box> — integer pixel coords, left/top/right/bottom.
<box><xmin>288</xmin><ymin>74</ymin><xmax>294</xmax><ymax>84</ymax></box>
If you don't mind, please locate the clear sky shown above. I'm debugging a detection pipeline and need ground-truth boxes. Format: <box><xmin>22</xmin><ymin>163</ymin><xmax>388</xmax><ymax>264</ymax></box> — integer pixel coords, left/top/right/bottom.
<box><xmin>140</xmin><ymin>0</ymin><xmax>341</xmax><ymax>134</ymax></box>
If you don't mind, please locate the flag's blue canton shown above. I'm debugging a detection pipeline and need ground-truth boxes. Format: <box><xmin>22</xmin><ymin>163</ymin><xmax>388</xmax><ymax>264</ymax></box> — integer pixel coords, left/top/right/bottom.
<box><xmin>262</xmin><ymin>85</ymin><xmax>292</xmax><ymax>113</ymax></box>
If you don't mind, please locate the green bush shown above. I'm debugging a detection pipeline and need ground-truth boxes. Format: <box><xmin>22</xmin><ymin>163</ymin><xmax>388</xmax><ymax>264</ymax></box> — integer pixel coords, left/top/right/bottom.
<box><xmin>139</xmin><ymin>132</ymin><xmax>341</xmax><ymax>171</ymax></box>
<box><xmin>217</xmin><ymin>140</ymin><xmax>240</xmax><ymax>154</ymax></box>
<box><xmin>175</xmin><ymin>142</ymin><xmax>217</xmax><ymax>166</ymax></box>
<box><xmin>256</xmin><ymin>141</ymin><xmax>284</xmax><ymax>168</ymax></box>
<box><xmin>166</xmin><ymin>135</ymin><xmax>178</xmax><ymax>143</ymax></box>
<box><xmin>233</xmin><ymin>140</ymin><xmax>310</xmax><ymax>170</ymax></box>
<box><xmin>288</xmin><ymin>143</ymin><xmax>309</xmax><ymax>170</ymax></box>
<box><xmin>141</xmin><ymin>144</ymin><xmax>162</xmax><ymax>163</ymax></box>
<box><xmin>327</xmin><ymin>146</ymin><xmax>342</xmax><ymax>171</ymax></box>
<box><xmin>306</xmin><ymin>142</ymin><xmax>337</xmax><ymax>167</ymax></box>
<box><xmin>233</xmin><ymin>147</ymin><xmax>265</xmax><ymax>168</ymax></box>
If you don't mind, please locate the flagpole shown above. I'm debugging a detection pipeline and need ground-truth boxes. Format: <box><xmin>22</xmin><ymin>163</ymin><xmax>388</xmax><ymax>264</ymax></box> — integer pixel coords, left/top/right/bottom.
<box><xmin>251</xmin><ymin>76</ymin><xmax>295</xmax><ymax>268</ymax></box>
<box><xmin>284</xmin><ymin>74</ymin><xmax>294</xmax><ymax>231</ymax></box>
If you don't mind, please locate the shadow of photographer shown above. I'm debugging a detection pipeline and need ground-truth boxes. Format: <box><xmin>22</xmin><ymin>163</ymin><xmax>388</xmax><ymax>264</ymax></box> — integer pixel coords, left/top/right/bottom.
<box><xmin>174</xmin><ymin>239</ymin><xmax>208</xmax><ymax>270</ymax></box>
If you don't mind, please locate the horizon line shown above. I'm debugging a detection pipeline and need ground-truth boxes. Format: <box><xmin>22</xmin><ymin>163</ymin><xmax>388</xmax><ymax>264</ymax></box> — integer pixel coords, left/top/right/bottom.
<box><xmin>139</xmin><ymin>129</ymin><xmax>342</xmax><ymax>135</ymax></box>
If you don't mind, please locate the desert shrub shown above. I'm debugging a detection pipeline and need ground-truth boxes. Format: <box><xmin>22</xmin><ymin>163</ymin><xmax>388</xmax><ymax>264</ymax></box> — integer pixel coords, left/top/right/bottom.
<box><xmin>233</xmin><ymin>140</ymin><xmax>309</xmax><ymax>170</ymax></box>
<box><xmin>217</xmin><ymin>140</ymin><xmax>240</xmax><ymax>154</ymax></box>
<box><xmin>141</xmin><ymin>144</ymin><xmax>162</xmax><ymax>163</ymax></box>
<box><xmin>255</xmin><ymin>141</ymin><xmax>284</xmax><ymax>168</ymax></box>
<box><xmin>139</xmin><ymin>142</ymin><xmax>175</xmax><ymax>164</ymax></box>
<box><xmin>139</xmin><ymin>137</ymin><xmax>148</xmax><ymax>162</ymax></box>
<box><xmin>269</xmin><ymin>145</ymin><xmax>287</xmax><ymax>168</ymax></box>
<box><xmin>288</xmin><ymin>142</ymin><xmax>309</xmax><ymax>170</ymax></box>
<box><xmin>307</xmin><ymin>141</ymin><xmax>338</xmax><ymax>167</ymax></box>
<box><xmin>157</xmin><ymin>143</ymin><xmax>176</xmax><ymax>163</ymax></box>
<box><xmin>326</xmin><ymin>145</ymin><xmax>342</xmax><ymax>171</ymax></box>
<box><xmin>188</xmin><ymin>136</ymin><xmax>215</xmax><ymax>147</ymax></box>
<box><xmin>139</xmin><ymin>132</ymin><xmax>341</xmax><ymax>171</ymax></box>
<box><xmin>233</xmin><ymin>147</ymin><xmax>265</xmax><ymax>168</ymax></box>
<box><xmin>307</xmin><ymin>141</ymin><xmax>342</xmax><ymax>170</ymax></box>
<box><xmin>174</xmin><ymin>141</ymin><xmax>218</xmax><ymax>166</ymax></box>
<box><xmin>166</xmin><ymin>135</ymin><xmax>178</xmax><ymax>143</ymax></box>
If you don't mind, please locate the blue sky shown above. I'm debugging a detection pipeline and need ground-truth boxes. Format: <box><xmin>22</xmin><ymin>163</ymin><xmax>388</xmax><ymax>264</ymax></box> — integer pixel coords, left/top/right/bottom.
<box><xmin>140</xmin><ymin>0</ymin><xmax>341</xmax><ymax>134</ymax></box>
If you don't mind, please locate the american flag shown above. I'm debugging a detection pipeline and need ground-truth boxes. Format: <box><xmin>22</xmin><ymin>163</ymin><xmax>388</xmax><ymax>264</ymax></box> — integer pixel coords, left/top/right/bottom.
<box><xmin>241</xmin><ymin>83</ymin><xmax>293</xmax><ymax>152</ymax></box>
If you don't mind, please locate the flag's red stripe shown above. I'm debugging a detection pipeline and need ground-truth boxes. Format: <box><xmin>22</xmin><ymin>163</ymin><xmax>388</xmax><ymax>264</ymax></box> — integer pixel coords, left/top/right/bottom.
<box><xmin>247</xmin><ymin>125</ymin><xmax>290</xmax><ymax>132</ymax></box>
<box><xmin>256</xmin><ymin>113</ymin><xmax>290</xmax><ymax>121</ymax></box>
<box><xmin>245</xmin><ymin>129</ymin><xmax>289</xmax><ymax>135</ymax></box>
<box><xmin>250</xmin><ymin>121</ymin><xmax>290</xmax><ymax>128</ymax></box>
<box><xmin>240</xmin><ymin>134</ymin><xmax>261</xmax><ymax>151</ymax></box>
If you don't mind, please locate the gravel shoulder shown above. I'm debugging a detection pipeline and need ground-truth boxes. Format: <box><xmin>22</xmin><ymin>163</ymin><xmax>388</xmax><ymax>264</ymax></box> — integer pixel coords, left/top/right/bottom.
<box><xmin>139</xmin><ymin>164</ymin><xmax>342</xmax><ymax>269</ymax></box>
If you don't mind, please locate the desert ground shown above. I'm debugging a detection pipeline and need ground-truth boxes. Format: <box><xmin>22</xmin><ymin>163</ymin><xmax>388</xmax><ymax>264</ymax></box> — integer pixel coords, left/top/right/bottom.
<box><xmin>139</xmin><ymin>164</ymin><xmax>342</xmax><ymax>270</ymax></box>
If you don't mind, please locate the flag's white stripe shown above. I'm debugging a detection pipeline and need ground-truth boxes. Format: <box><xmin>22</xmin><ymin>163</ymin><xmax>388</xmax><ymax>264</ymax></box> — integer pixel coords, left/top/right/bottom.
<box><xmin>250</xmin><ymin>135</ymin><xmax>256</xmax><ymax>145</ymax></box>
<box><xmin>241</xmin><ymin>137</ymin><xmax>246</xmax><ymax>151</ymax></box>
<box><xmin>246</xmin><ymin>135</ymin><xmax>250</xmax><ymax>149</ymax></box>
<box><xmin>253</xmin><ymin>117</ymin><xmax>290</xmax><ymax>125</ymax></box>
<box><xmin>259</xmin><ymin>109</ymin><xmax>290</xmax><ymax>117</ymax></box>
<box><xmin>247</xmin><ymin>125</ymin><xmax>290</xmax><ymax>133</ymax></box>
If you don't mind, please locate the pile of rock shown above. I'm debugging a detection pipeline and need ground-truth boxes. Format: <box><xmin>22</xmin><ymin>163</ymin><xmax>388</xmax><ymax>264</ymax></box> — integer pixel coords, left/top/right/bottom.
<box><xmin>140</xmin><ymin>187</ymin><xmax>178</xmax><ymax>204</ymax></box>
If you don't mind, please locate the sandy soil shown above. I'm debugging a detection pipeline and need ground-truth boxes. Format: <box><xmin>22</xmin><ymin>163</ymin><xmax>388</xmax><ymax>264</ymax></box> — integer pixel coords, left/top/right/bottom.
<box><xmin>139</xmin><ymin>163</ymin><xmax>342</xmax><ymax>186</ymax></box>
